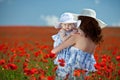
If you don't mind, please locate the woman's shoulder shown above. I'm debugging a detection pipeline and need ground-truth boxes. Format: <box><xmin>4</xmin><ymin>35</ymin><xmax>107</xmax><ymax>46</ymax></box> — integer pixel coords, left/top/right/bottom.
<box><xmin>68</xmin><ymin>33</ymin><xmax>81</xmax><ymax>41</ymax></box>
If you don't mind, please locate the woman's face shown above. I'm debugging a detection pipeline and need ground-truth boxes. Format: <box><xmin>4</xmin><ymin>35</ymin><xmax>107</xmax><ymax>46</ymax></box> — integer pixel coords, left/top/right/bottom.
<box><xmin>61</xmin><ymin>23</ymin><xmax>75</xmax><ymax>31</ymax></box>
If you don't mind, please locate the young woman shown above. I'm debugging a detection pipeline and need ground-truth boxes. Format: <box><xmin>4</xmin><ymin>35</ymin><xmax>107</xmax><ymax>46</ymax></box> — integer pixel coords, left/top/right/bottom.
<box><xmin>51</xmin><ymin>9</ymin><xmax>106</xmax><ymax>80</ymax></box>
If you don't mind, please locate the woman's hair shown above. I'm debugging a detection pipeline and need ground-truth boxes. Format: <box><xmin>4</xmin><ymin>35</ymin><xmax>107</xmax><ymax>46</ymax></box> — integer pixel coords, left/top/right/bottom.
<box><xmin>78</xmin><ymin>16</ymin><xmax>103</xmax><ymax>44</ymax></box>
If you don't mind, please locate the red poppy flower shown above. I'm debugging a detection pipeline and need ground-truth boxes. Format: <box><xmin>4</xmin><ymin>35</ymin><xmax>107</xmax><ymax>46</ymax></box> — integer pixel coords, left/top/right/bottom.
<box><xmin>58</xmin><ymin>59</ymin><xmax>65</xmax><ymax>63</ymax></box>
<box><xmin>47</xmin><ymin>76</ymin><xmax>55</xmax><ymax>80</ymax></box>
<box><xmin>39</xmin><ymin>74</ymin><xmax>46</xmax><ymax>80</ymax></box>
<box><xmin>58</xmin><ymin>59</ymin><xmax>65</xmax><ymax>67</ymax></box>
<box><xmin>0</xmin><ymin>59</ymin><xmax>5</xmax><ymax>65</ymax></box>
<box><xmin>73</xmin><ymin>69</ymin><xmax>81</xmax><ymax>77</ymax></box>
<box><xmin>8</xmin><ymin>63</ymin><xmax>18</xmax><ymax>70</ymax></box>
<box><xmin>49</xmin><ymin>52</ymin><xmax>56</xmax><ymax>58</ymax></box>
<box><xmin>29</xmin><ymin>68</ymin><xmax>38</xmax><ymax>75</ymax></box>
<box><xmin>53</xmin><ymin>65</ymin><xmax>58</xmax><ymax>71</ymax></box>
<box><xmin>23</xmin><ymin>62</ymin><xmax>28</xmax><ymax>68</ymax></box>
<box><xmin>59</xmin><ymin>62</ymin><xmax>65</xmax><ymax>67</ymax></box>
<box><xmin>118</xmin><ymin>70</ymin><xmax>120</xmax><ymax>76</ymax></box>
<box><xmin>94</xmin><ymin>63</ymin><xmax>101</xmax><ymax>70</ymax></box>
<box><xmin>3</xmin><ymin>65</ymin><xmax>9</xmax><ymax>70</ymax></box>
<box><xmin>112</xmin><ymin>48</ymin><xmax>117</xmax><ymax>55</ymax></box>
<box><xmin>116</xmin><ymin>55</ymin><xmax>120</xmax><ymax>61</ymax></box>
<box><xmin>34</xmin><ymin>51</ymin><xmax>40</xmax><ymax>57</ymax></box>
<box><xmin>23</xmin><ymin>68</ymin><xmax>30</xmax><ymax>76</ymax></box>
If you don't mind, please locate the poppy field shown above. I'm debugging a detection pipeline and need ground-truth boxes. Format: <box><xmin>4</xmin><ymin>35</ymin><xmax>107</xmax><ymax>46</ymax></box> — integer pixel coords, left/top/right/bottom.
<box><xmin>0</xmin><ymin>26</ymin><xmax>120</xmax><ymax>80</ymax></box>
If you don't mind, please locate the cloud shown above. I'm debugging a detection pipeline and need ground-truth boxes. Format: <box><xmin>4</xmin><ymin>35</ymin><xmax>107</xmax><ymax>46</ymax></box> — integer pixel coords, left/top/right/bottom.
<box><xmin>95</xmin><ymin>0</ymin><xmax>100</xmax><ymax>4</ymax></box>
<box><xmin>40</xmin><ymin>15</ymin><xmax>58</xmax><ymax>26</ymax></box>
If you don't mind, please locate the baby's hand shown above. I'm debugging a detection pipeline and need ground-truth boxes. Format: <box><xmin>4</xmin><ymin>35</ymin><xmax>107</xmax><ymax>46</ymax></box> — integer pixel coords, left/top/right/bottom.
<box><xmin>70</xmin><ymin>30</ymin><xmax>78</xmax><ymax>35</ymax></box>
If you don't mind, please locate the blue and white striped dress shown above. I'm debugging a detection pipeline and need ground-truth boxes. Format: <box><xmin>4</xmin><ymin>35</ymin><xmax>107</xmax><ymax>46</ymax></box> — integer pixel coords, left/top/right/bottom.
<box><xmin>52</xmin><ymin>31</ymin><xmax>71</xmax><ymax>65</ymax></box>
<box><xmin>68</xmin><ymin>47</ymin><xmax>96</xmax><ymax>72</ymax></box>
<box><xmin>55</xmin><ymin>47</ymin><xmax>96</xmax><ymax>79</ymax></box>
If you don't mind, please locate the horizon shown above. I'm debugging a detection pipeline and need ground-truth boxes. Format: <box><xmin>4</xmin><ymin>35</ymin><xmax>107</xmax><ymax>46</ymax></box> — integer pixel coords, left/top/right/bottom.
<box><xmin>0</xmin><ymin>25</ymin><xmax>120</xmax><ymax>28</ymax></box>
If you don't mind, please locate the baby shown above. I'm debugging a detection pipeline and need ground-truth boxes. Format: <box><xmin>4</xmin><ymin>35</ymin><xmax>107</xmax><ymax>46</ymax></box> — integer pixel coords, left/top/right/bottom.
<box><xmin>52</xmin><ymin>12</ymin><xmax>80</xmax><ymax>65</ymax></box>
<box><xmin>52</xmin><ymin>12</ymin><xmax>81</xmax><ymax>48</ymax></box>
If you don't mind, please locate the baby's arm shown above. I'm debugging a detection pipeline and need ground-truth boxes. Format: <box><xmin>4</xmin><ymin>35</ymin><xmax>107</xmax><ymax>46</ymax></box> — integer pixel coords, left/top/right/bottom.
<box><xmin>59</xmin><ymin>29</ymin><xmax>71</xmax><ymax>41</ymax></box>
<box><xmin>70</xmin><ymin>29</ymin><xmax>78</xmax><ymax>35</ymax></box>
<box><xmin>51</xmin><ymin>34</ymin><xmax>76</xmax><ymax>53</ymax></box>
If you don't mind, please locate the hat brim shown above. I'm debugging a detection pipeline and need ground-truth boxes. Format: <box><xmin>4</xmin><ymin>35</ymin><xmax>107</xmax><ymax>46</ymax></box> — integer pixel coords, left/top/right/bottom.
<box><xmin>79</xmin><ymin>14</ymin><xmax>107</xmax><ymax>29</ymax></box>
<box><xmin>55</xmin><ymin>20</ymin><xmax>81</xmax><ymax>28</ymax></box>
<box><xmin>96</xmin><ymin>19</ymin><xmax>107</xmax><ymax>29</ymax></box>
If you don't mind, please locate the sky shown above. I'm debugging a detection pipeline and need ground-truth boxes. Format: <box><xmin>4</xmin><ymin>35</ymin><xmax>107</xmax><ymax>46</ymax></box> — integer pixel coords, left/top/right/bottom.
<box><xmin>0</xmin><ymin>0</ymin><xmax>120</xmax><ymax>27</ymax></box>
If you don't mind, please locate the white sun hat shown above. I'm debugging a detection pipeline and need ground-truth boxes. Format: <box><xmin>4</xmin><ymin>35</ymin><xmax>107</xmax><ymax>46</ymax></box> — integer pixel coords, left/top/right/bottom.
<box><xmin>55</xmin><ymin>12</ymin><xmax>81</xmax><ymax>28</ymax></box>
<box><xmin>79</xmin><ymin>9</ymin><xmax>107</xmax><ymax>28</ymax></box>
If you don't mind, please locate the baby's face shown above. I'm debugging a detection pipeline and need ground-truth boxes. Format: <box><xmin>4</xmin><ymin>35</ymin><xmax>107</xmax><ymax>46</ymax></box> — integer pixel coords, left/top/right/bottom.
<box><xmin>61</xmin><ymin>23</ymin><xmax>76</xmax><ymax>31</ymax></box>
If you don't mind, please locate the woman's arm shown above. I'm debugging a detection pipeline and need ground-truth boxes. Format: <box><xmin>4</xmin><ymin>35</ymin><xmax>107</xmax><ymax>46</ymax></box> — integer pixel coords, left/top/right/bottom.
<box><xmin>51</xmin><ymin>34</ymin><xmax>76</xmax><ymax>53</ymax></box>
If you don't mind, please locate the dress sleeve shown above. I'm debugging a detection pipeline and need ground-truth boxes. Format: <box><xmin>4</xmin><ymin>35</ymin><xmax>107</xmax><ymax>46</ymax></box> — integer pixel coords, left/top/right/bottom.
<box><xmin>51</xmin><ymin>33</ymin><xmax>62</xmax><ymax>48</ymax></box>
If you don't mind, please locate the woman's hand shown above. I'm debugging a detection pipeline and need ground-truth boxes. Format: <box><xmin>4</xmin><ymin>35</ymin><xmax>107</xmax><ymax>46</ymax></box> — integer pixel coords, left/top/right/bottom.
<box><xmin>49</xmin><ymin>51</ymin><xmax>56</xmax><ymax>59</ymax></box>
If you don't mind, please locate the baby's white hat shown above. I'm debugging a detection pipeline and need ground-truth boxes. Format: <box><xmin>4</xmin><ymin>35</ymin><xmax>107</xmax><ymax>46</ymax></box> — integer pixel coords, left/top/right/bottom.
<box><xmin>55</xmin><ymin>12</ymin><xmax>81</xmax><ymax>28</ymax></box>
